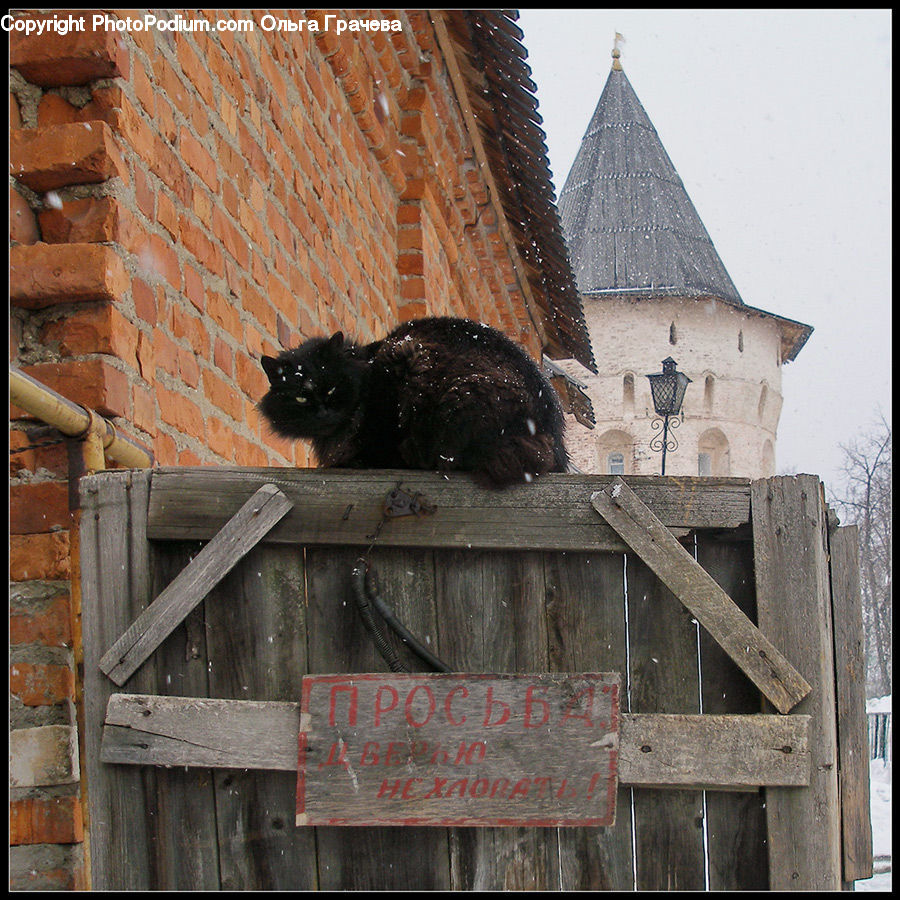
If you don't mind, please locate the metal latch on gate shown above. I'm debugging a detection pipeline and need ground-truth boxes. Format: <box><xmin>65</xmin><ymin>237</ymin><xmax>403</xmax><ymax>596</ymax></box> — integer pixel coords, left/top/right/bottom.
<box><xmin>382</xmin><ymin>486</ymin><xmax>436</xmax><ymax>519</ymax></box>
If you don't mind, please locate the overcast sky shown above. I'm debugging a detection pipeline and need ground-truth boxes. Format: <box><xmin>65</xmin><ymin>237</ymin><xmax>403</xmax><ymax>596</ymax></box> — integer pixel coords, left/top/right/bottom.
<box><xmin>517</xmin><ymin>8</ymin><xmax>891</xmax><ymax>495</ymax></box>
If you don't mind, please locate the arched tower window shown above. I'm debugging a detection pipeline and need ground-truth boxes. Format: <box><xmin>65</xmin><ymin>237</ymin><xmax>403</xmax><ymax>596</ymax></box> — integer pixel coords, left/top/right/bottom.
<box><xmin>598</xmin><ymin>429</ymin><xmax>632</xmax><ymax>475</ymax></box>
<box><xmin>698</xmin><ymin>428</ymin><xmax>731</xmax><ymax>476</ymax></box>
<box><xmin>669</xmin><ymin>322</ymin><xmax>677</xmax><ymax>345</ymax></box>
<box><xmin>738</xmin><ymin>330</ymin><xmax>744</xmax><ymax>353</ymax></box>
<box><xmin>758</xmin><ymin>382</ymin><xmax>769</xmax><ymax>421</ymax></box>
<box><xmin>704</xmin><ymin>375</ymin><xmax>715</xmax><ymax>414</ymax></box>
<box><xmin>623</xmin><ymin>373</ymin><xmax>635</xmax><ymax>416</ymax></box>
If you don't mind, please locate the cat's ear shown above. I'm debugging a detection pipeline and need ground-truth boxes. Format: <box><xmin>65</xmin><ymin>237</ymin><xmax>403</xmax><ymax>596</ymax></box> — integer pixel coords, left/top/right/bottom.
<box><xmin>328</xmin><ymin>331</ymin><xmax>344</xmax><ymax>349</ymax></box>
<box><xmin>261</xmin><ymin>355</ymin><xmax>280</xmax><ymax>383</ymax></box>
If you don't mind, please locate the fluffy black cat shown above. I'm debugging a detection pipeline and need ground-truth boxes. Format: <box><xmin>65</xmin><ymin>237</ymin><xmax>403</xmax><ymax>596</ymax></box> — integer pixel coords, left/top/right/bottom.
<box><xmin>258</xmin><ymin>316</ymin><xmax>569</xmax><ymax>488</ymax></box>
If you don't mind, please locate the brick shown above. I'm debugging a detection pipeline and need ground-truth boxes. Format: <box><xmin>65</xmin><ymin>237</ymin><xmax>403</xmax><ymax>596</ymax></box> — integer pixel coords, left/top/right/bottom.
<box><xmin>9</xmin><ymin>186</ymin><xmax>39</xmax><ymax>244</ymax></box>
<box><xmin>10</xmin><ymin>662</ymin><xmax>75</xmax><ymax>706</ymax></box>
<box><xmin>10</xmin><ymin>91</ymin><xmax>22</xmax><ymax>127</ymax></box>
<box><xmin>18</xmin><ymin>359</ymin><xmax>130</xmax><ymax>420</ymax></box>
<box><xmin>10</xmin><ymin>121</ymin><xmax>127</xmax><ymax>192</ymax></box>
<box><xmin>10</xmin><ymin>591</ymin><xmax>72</xmax><ymax>648</ymax></box>
<box><xmin>9</xmin><ymin>532</ymin><xmax>71</xmax><ymax>581</ymax></box>
<box><xmin>9</xmin><ymin>846</ymin><xmax>86</xmax><ymax>892</ymax></box>
<box><xmin>156</xmin><ymin>383</ymin><xmax>206</xmax><ymax>438</ymax></box>
<box><xmin>10</xmin><ymin>243</ymin><xmax>128</xmax><ymax>309</ymax></box>
<box><xmin>38</xmin><ymin>196</ymin><xmax>119</xmax><ymax>243</ymax></box>
<box><xmin>206</xmin><ymin>290</ymin><xmax>242</xmax><ymax>339</ymax></box>
<box><xmin>9</xmin><ymin>725</ymin><xmax>79</xmax><ymax>787</ymax></box>
<box><xmin>10</xmin><ymin>11</ymin><xmax>127</xmax><ymax>85</ymax></box>
<box><xmin>131</xmin><ymin>278</ymin><xmax>157</xmax><ymax>325</ymax></box>
<box><xmin>9</xmin><ymin>428</ymin><xmax>69</xmax><ymax>478</ymax></box>
<box><xmin>36</xmin><ymin>92</ymin><xmax>79</xmax><ymax>126</ymax></box>
<box><xmin>39</xmin><ymin>304</ymin><xmax>140</xmax><ymax>372</ymax></box>
<box><xmin>203</xmin><ymin>369</ymin><xmax>243</xmax><ymax>422</ymax></box>
<box><xmin>10</xmin><ymin>796</ymin><xmax>84</xmax><ymax>846</ymax></box>
<box><xmin>213</xmin><ymin>337</ymin><xmax>234</xmax><ymax>376</ymax></box>
<box><xmin>10</xmin><ymin>482</ymin><xmax>71</xmax><ymax>534</ymax></box>
<box><xmin>132</xmin><ymin>382</ymin><xmax>156</xmax><ymax>435</ymax></box>
<box><xmin>177</xmin><ymin>346</ymin><xmax>201</xmax><ymax>389</ymax></box>
<box><xmin>179</xmin><ymin>126</ymin><xmax>219</xmax><ymax>193</ymax></box>
<box><xmin>154</xmin><ymin>431</ymin><xmax>178</xmax><ymax>466</ymax></box>
<box><xmin>207</xmin><ymin>415</ymin><xmax>235</xmax><ymax>461</ymax></box>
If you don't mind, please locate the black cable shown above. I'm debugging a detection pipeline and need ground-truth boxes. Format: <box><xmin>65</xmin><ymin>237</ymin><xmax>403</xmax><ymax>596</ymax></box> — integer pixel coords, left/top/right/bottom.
<box><xmin>364</xmin><ymin>567</ymin><xmax>452</xmax><ymax>673</ymax></box>
<box><xmin>351</xmin><ymin>560</ymin><xmax>408</xmax><ymax>673</ymax></box>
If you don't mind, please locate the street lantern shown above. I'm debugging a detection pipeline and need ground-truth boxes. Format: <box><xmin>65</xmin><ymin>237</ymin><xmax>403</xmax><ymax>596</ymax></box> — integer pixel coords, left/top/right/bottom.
<box><xmin>646</xmin><ymin>357</ymin><xmax>691</xmax><ymax>475</ymax></box>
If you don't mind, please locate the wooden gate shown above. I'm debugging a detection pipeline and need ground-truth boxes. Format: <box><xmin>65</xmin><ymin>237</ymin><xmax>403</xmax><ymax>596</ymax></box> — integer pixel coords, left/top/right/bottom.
<box><xmin>78</xmin><ymin>468</ymin><xmax>872</xmax><ymax>890</ymax></box>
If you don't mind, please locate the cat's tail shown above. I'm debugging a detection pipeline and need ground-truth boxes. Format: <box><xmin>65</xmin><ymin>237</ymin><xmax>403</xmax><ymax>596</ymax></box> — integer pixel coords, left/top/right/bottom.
<box><xmin>474</xmin><ymin>433</ymin><xmax>565</xmax><ymax>489</ymax></box>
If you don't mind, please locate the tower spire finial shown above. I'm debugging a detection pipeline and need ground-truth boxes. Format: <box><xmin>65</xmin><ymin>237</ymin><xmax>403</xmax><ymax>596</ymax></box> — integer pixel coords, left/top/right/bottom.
<box><xmin>612</xmin><ymin>31</ymin><xmax>625</xmax><ymax>70</ymax></box>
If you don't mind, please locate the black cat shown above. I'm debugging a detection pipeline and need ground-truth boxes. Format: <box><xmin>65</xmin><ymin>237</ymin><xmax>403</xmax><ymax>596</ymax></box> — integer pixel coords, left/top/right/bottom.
<box><xmin>259</xmin><ymin>316</ymin><xmax>568</xmax><ymax>487</ymax></box>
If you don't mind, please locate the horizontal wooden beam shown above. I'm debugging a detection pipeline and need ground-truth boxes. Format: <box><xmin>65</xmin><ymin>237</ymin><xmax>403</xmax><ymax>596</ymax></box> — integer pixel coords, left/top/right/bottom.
<box><xmin>146</xmin><ymin>467</ymin><xmax>752</xmax><ymax>552</ymax></box>
<box><xmin>592</xmin><ymin>478</ymin><xmax>811</xmax><ymax>714</ymax></box>
<box><xmin>100</xmin><ymin>693</ymin><xmax>810</xmax><ymax>791</ymax></box>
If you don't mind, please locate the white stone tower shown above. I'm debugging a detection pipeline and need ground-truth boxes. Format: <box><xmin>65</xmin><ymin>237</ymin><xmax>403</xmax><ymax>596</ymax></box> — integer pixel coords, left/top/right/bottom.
<box><xmin>557</xmin><ymin>49</ymin><xmax>812</xmax><ymax>478</ymax></box>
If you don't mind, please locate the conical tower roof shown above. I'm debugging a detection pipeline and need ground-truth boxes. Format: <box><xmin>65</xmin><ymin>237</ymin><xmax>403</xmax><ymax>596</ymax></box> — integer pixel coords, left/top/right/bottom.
<box><xmin>559</xmin><ymin>62</ymin><xmax>744</xmax><ymax>306</ymax></box>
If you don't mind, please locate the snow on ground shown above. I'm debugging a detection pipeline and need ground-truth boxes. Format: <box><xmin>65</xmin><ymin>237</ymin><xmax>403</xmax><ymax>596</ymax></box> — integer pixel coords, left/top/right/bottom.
<box><xmin>855</xmin><ymin>696</ymin><xmax>891</xmax><ymax>891</ymax></box>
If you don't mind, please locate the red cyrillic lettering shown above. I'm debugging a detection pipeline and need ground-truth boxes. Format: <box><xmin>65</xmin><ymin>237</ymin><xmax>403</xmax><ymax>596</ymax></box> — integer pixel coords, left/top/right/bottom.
<box><xmin>560</xmin><ymin>685</ymin><xmax>595</xmax><ymax>727</ymax></box>
<box><xmin>453</xmin><ymin>741</ymin><xmax>486</xmax><ymax>765</ymax></box>
<box><xmin>508</xmin><ymin>778</ymin><xmax>531</xmax><ymax>799</ymax></box>
<box><xmin>360</xmin><ymin>741</ymin><xmax>380</xmax><ymax>765</ymax></box>
<box><xmin>524</xmin><ymin>684</ymin><xmax>551</xmax><ymax>728</ymax></box>
<box><xmin>377</xmin><ymin>778</ymin><xmax>403</xmax><ymax>798</ymax></box>
<box><xmin>318</xmin><ymin>740</ymin><xmax>349</xmax><ymax>769</ymax></box>
<box><xmin>490</xmin><ymin>778</ymin><xmax>510</xmax><ymax>798</ymax></box>
<box><xmin>384</xmin><ymin>741</ymin><xmax>407</xmax><ymax>766</ymax></box>
<box><xmin>470</xmin><ymin>778</ymin><xmax>490</xmax><ymax>797</ymax></box>
<box><xmin>482</xmin><ymin>686</ymin><xmax>510</xmax><ymax>726</ymax></box>
<box><xmin>405</xmin><ymin>684</ymin><xmax>436</xmax><ymax>727</ymax></box>
<box><xmin>445</xmin><ymin>685</ymin><xmax>468</xmax><ymax>725</ymax></box>
<box><xmin>556</xmin><ymin>778</ymin><xmax>577</xmax><ymax>800</ymax></box>
<box><xmin>401</xmin><ymin>777</ymin><xmax>422</xmax><ymax>799</ymax></box>
<box><xmin>328</xmin><ymin>684</ymin><xmax>358</xmax><ymax>726</ymax></box>
<box><xmin>445</xmin><ymin>778</ymin><xmax>469</xmax><ymax>798</ymax></box>
<box><xmin>423</xmin><ymin>777</ymin><xmax>447</xmax><ymax>799</ymax></box>
<box><xmin>374</xmin><ymin>684</ymin><xmax>399</xmax><ymax>726</ymax></box>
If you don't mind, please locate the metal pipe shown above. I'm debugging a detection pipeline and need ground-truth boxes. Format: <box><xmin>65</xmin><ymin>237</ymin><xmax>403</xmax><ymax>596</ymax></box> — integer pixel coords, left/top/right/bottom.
<box><xmin>9</xmin><ymin>367</ymin><xmax>154</xmax><ymax>469</ymax></box>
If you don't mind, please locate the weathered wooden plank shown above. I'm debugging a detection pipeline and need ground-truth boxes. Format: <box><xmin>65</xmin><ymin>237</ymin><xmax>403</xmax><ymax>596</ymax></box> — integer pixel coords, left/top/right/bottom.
<box><xmin>751</xmin><ymin>475</ymin><xmax>842</xmax><ymax>891</ymax></box>
<box><xmin>436</xmin><ymin>550</ymin><xmax>560</xmax><ymax>890</ymax></box>
<box><xmin>204</xmin><ymin>542</ymin><xmax>316</xmax><ymax>889</ymax></box>
<box><xmin>100</xmin><ymin>694</ymin><xmax>810</xmax><ymax>789</ymax></box>
<box><xmin>696</xmin><ymin>536</ymin><xmax>768</xmax><ymax>890</ymax></box>
<box><xmin>146</xmin><ymin>467</ymin><xmax>750</xmax><ymax>550</ymax></box>
<box><xmin>626</xmin><ymin>548</ymin><xmax>705</xmax><ymax>891</ymax></box>
<box><xmin>147</xmin><ymin>544</ymin><xmax>221</xmax><ymax>890</ymax></box>
<box><xmin>102</xmin><ymin>693</ymin><xmax>300</xmax><ymax>769</ymax></box>
<box><xmin>618</xmin><ymin>714</ymin><xmax>809</xmax><ymax>789</ymax></box>
<box><xmin>79</xmin><ymin>470</ymin><xmax>157</xmax><ymax>890</ymax></box>
<box><xmin>304</xmin><ymin>547</ymin><xmax>451</xmax><ymax>891</ymax></box>
<box><xmin>544</xmin><ymin>550</ymin><xmax>635</xmax><ymax>890</ymax></box>
<box><xmin>592</xmin><ymin>478</ymin><xmax>811</xmax><ymax>714</ymax></box>
<box><xmin>100</xmin><ymin>484</ymin><xmax>293</xmax><ymax>686</ymax></box>
<box><xmin>828</xmin><ymin>525</ymin><xmax>873</xmax><ymax>883</ymax></box>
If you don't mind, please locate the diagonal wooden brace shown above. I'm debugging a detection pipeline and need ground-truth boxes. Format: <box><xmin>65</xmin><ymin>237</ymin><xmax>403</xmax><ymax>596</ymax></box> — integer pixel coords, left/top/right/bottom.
<box><xmin>100</xmin><ymin>483</ymin><xmax>293</xmax><ymax>686</ymax></box>
<box><xmin>591</xmin><ymin>478</ymin><xmax>811</xmax><ymax>714</ymax></box>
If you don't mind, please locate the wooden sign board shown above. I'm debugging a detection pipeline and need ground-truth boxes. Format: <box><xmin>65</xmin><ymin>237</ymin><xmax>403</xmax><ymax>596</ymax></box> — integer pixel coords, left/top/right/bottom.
<box><xmin>296</xmin><ymin>672</ymin><xmax>619</xmax><ymax>827</ymax></box>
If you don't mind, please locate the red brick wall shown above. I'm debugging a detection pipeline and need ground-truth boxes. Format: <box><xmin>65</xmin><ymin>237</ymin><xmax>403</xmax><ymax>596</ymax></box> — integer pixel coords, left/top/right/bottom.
<box><xmin>9</xmin><ymin>9</ymin><xmax>544</xmax><ymax>888</ymax></box>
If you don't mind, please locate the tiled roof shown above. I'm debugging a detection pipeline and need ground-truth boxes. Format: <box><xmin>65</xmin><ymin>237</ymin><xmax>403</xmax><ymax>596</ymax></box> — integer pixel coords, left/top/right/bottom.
<box><xmin>442</xmin><ymin>10</ymin><xmax>597</xmax><ymax>373</ymax></box>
